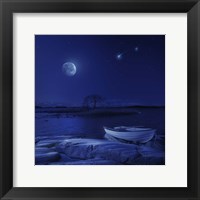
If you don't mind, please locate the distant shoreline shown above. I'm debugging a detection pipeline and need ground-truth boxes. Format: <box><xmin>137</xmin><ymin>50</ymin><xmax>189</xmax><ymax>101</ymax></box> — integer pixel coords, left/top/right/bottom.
<box><xmin>35</xmin><ymin>105</ymin><xmax>165</xmax><ymax>109</ymax></box>
<box><xmin>35</xmin><ymin>106</ymin><xmax>165</xmax><ymax>116</ymax></box>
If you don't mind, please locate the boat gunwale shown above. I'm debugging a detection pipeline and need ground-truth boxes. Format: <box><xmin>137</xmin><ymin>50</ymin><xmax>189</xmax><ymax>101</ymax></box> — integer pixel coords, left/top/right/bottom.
<box><xmin>103</xmin><ymin>126</ymin><xmax>156</xmax><ymax>133</ymax></box>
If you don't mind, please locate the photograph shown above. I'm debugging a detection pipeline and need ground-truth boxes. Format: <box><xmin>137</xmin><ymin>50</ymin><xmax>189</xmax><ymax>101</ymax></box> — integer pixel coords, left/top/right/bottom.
<box><xmin>35</xmin><ymin>35</ymin><xmax>165</xmax><ymax>165</ymax></box>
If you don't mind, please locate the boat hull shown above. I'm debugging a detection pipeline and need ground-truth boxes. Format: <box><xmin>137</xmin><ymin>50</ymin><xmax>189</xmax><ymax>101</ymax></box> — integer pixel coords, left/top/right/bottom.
<box><xmin>104</xmin><ymin>127</ymin><xmax>156</xmax><ymax>144</ymax></box>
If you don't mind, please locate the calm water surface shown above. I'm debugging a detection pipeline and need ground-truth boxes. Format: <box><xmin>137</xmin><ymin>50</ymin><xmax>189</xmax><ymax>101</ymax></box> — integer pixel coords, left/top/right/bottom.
<box><xmin>35</xmin><ymin>107</ymin><xmax>165</xmax><ymax>138</ymax></box>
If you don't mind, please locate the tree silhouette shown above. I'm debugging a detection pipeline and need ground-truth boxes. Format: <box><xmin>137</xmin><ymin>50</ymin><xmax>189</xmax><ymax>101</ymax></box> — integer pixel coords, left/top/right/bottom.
<box><xmin>83</xmin><ymin>95</ymin><xmax>104</xmax><ymax>109</ymax></box>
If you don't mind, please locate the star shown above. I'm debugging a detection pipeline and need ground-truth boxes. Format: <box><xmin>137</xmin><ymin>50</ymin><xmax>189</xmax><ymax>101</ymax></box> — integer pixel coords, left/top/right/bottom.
<box><xmin>116</xmin><ymin>53</ymin><xmax>123</xmax><ymax>60</ymax></box>
<box><xmin>134</xmin><ymin>47</ymin><xmax>139</xmax><ymax>52</ymax></box>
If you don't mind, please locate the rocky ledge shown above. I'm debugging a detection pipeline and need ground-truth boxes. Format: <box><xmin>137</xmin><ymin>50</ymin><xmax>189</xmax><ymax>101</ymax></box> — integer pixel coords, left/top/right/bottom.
<box><xmin>35</xmin><ymin>135</ymin><xmax>165</xmax><ymax>165</ymax></box>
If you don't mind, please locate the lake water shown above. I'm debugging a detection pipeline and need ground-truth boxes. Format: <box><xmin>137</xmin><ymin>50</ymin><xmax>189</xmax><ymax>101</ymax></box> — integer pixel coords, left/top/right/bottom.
<box><xmin>35</xmin><ymin>107</ymin><xmax>165</xmax><ymax>138</ymax></box>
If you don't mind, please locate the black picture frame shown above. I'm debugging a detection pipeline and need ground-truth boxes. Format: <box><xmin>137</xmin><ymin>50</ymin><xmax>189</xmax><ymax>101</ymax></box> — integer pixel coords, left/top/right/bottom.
<box><xmin>0</xmin><ymin>0</ymin><xmax>199</xmax><ymax>199</ymax></box>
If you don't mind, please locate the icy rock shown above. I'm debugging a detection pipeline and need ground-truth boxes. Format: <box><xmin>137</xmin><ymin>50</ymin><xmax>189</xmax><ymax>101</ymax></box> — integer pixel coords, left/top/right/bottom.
<box><xmin>36</xmin><ymin>139</ymin><xmax>60</xmax><ymax>148</ymax></box>
<box><xmin>142</xmin><ymin>135</ymin><xmax>165</xmax><ymax>151</ymax></box>
<box><xmin>56</xmin><ymin>138</ymin><xmax>111</xmax><ymax>153</ymax></box>
<box><xmin>100</xmin><ymin>147</ymin><xmax>139</xmax><ymax>164</ymax></box>
<box><xmin>138</xmin><ymin>146</ymin><xmax>164</xmax><ymax>157</ymax></box>
<box><xmin>36</xmin><ymin>142</ymin><xmax>55</xmax><ymax>148</ymax></box>
<box><xmin>56</xmin><ymin>138</ymin><xmax>108</xmax><ymax>159</ymax></box>
<box><xmin>135</xmin><ymin>145</ymin><xmax>165</xmax><ymax>164</ymax></box>
<box><xmin>59</xmin><ymin>153</ymin><xmax>79</xmax><ymax>162</ymax></box>
<box><xmin>120</xmin><ymin>150</ymin><xmax>141</xmax><ymax>164</ymax></box>
<box><xmin>35</xmin><ymin>147</ymin><xmax>55</xmax><ymax>154</ymax></box>
<box><xmin>51</xmin><ymin>135</ymin><xmax>75</xmax><ymax>139</ymax></box>
<box><xmin>34</xmin><ymin>136</ymin><xmax>165</xmax><ymax>165</ymax></box>
<box><xmin>56</xmin><ymin>138</ymin><xmax>140</xmax><ymax>164</ymax></box>
<box><xmin>35</xmin><ymin>152</ymin><xmax>61</xmax><ymax>164</ymax></box>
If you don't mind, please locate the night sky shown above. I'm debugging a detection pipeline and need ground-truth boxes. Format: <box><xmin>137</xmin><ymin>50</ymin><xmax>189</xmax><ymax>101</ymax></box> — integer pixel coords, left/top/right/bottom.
<box><xmin>35</xmin><ymin>35</ymin><xmax>165</xmax><ymax>107</ymax></box>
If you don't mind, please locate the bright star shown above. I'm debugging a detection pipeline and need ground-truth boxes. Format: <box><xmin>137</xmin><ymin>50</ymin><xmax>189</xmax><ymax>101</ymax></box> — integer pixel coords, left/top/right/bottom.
<box><xmin>116</xmin><ymin>53</ymin><xmax>123</xmax><ymax>60</ymax></box>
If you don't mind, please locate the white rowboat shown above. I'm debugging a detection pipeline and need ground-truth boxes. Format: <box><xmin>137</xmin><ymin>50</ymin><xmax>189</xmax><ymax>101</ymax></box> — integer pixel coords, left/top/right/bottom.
<box><xmin>104</xmin><ymin>126</ymin><xmax>156</xmax><ymax>144</ymax></box>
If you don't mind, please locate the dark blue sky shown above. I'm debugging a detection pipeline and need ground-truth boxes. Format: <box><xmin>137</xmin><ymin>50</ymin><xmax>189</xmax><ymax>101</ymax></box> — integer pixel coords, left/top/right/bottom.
<box><xmin>35</xmin><ymin>35</ymin><xmax>165</xmax><ymax>106</ymax></box>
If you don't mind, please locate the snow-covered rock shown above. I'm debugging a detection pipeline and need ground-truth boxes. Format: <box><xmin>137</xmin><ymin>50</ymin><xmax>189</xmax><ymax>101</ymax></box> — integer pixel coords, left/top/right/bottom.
<box><xmin>56</xmin><ymin>138</ymin><xmax>140</xmax><ymax>164</ymax></box>
<box><xmin>35</xmin><ymin>147</ymin><xmax>54</xmax><ymax>154</ymax></box>
<box><xmin>36</xmin><ymin>141</ymin><xmax>56</xmax><ymax>148</ymax></box>
<box><xmin>35</xmin><ymin>136</ymin><xmax>164</xmax><ymax>165</ymax></box>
